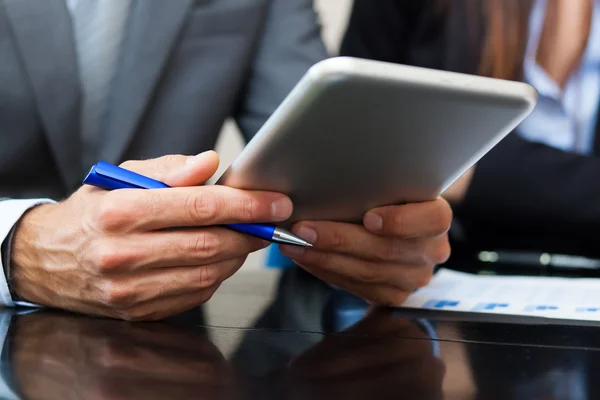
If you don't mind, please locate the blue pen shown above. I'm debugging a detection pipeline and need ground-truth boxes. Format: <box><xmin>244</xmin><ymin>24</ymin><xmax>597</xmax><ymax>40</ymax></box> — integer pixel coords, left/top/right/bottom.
<box><xmin>82</xmin><ymin>161</ymin><xmax>312</xmax><ymax>247</ymax></box>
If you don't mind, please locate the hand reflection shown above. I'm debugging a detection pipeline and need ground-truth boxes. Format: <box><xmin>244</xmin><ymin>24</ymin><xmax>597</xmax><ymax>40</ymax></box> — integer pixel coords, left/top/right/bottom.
<box><xmin>11</xmin><ymin>312</ymin><xmax>237</xmax><ymax>400</ymax></box>
<box><xmin>283</xmin><ymin>308</ymin><xmax>445</xmax><ymax>400</ymax></box>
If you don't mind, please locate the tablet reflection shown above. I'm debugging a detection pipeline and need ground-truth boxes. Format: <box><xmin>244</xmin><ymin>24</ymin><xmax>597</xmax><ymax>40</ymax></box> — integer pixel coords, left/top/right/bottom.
<box><xmin>233</xmin><ymin>307</ymin><xmax>446</xmax><ymax>400</ymax></box>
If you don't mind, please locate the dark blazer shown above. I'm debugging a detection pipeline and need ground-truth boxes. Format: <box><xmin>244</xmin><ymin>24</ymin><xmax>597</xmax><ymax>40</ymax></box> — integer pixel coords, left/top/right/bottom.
<box><xmin>0</xmin><ymin>0</ymin><xmax>326</xmax><ymax>201</ymax></box>
<box><xmin>341</xmin><ymin>0</ymin><xmax>600</xmax><ymax>258</ymax></box>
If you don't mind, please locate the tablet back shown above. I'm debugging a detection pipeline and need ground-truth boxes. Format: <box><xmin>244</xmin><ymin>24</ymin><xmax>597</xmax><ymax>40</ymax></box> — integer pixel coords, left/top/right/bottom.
<box><xmin>218</xmin><ymin>57</ymin><xmax>537</xmax><ymax>224</ymax></box>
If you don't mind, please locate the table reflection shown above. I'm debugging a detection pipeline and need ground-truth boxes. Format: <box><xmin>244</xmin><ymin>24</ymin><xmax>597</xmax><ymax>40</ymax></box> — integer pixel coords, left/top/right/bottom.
<box><xmin>0</xmin><ymin>267</ymin><xmax>598</xmax><ymax>399</ymax></box>
<box><xmin>4</xmin><ymin>308</ymin><xmax>446</xmax><ymax>400</ymax></box>
<box><xmin>9</xmin><ymin>312</ymin><xmax>239</xmax><ymax>400</ymax></box>
<box><xmin>278</xmin><ymin>309</ymin><xmax>445</xmax><ymax>400</ymax></box>
<box><xmin>232</xmin><ymin>268</ymin><xmax>596</xmax><ymax>400</ymax></box>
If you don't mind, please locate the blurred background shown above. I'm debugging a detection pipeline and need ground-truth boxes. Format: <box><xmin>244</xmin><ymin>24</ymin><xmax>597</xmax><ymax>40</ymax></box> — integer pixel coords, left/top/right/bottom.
<box><xmin>214</xmin><ymin>0</ymin><xmax>353</xmax><ymax>270</ymax></box>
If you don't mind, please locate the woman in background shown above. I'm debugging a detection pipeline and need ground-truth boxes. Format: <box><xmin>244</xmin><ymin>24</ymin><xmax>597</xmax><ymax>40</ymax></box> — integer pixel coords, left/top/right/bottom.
<box><xmin>341</xmin><ymin>0</ymin><xmax>600</xmax><ymax>258</ymax></box>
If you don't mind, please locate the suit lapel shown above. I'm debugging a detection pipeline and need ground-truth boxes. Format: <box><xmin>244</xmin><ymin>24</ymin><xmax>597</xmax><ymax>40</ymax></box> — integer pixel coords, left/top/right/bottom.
<box><xmin>4</xmin><ymin>0</ymin><xmax>82</xmax><ymax>190</ymax></box>
<box><xmin>100</xmin><ymin>0</ymin><xmax>193</xmax><ymax>163</ymax></box>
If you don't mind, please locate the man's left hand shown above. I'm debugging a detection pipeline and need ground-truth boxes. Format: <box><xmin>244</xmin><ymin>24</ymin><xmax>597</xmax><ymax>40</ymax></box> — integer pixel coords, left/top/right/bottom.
<box><xmin>280</xmin><ymin>198</ymin><xmax>452</xmax><ymax>305</ymax></box>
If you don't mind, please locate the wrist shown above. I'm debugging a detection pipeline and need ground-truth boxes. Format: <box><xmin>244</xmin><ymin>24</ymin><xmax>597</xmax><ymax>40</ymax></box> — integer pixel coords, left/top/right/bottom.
<box><xmin>10</xmin><ymin>204</ymin><xmax>59</xmax><ymax>305</ymax></box>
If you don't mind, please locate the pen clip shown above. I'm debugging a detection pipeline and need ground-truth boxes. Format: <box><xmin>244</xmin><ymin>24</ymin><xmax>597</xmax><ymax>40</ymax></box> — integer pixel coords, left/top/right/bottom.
<box><xmin>83</xmin><ymin>161</ymin><xmax>170</xmax><ymax>190</ymax></box>
<box><xmin>94</xmin><ymin>162</ymin><xmax>147</xmax><ymax>189</ymax></box>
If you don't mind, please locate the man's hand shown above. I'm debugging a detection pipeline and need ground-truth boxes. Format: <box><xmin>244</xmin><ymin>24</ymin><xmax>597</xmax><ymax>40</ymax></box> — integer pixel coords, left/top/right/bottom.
<box><xmin>280</xmin><ymin>199</ymin><xmax>452</xmax><ymax>305</ymax></box>
<box><xmin>13</xmin><ymin>312</ymin><xmax>238</xmax><ymax>400</ymax></box>
<box><xmin>10</xmin><ymin>152</ymin><xmax>293</xmax><ymax>320</ymax></box>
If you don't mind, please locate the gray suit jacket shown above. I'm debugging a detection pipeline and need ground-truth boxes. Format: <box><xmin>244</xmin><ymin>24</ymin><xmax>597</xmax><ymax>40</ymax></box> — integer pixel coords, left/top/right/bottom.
<box><xmin>0</xmin><ymin>0</ymin><xmax>327</xmax><ymax>200</ymax></box>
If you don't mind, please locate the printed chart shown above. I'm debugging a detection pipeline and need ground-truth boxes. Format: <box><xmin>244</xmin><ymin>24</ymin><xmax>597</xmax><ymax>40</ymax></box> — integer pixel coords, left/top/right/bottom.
<box><xmin>402</xmin><ymin>268</ymin><xmax>600</xmax><ymax>321</ymax></box>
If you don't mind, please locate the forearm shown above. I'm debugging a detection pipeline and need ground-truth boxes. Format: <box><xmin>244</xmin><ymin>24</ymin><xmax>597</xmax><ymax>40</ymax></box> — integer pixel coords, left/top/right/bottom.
<box><xmin>462</xmin><ymin>135</ymin><xmax>600</xmax><ymax>226</ymax></box>
<box><xmin>453</xmin><ymin>133</ymin><xmax>600</xmax><ymax>257</ymax></box>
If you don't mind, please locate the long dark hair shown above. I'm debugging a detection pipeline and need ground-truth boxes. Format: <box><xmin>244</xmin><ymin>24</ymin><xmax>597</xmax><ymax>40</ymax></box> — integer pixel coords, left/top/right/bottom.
<box><xmin>440</xmin><ymin>0</ymin><xmax>534</xmax><ymax>80</ymax></box>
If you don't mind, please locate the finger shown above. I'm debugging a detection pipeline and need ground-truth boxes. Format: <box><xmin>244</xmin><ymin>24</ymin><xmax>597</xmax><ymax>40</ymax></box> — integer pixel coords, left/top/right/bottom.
<box><xmin>87</xmin><ymin>228</ymin><xmax>267</xmax><ymax>273</ymax></box>
<box><xmin>280</xmin><ymin>246</ymin><xmax>434</xmax><ymax>292</ymax></box>
<box><xmin>288</xmin><ymin>221</ymin><xmax>436</xmax><ymax>264</ymax></box>
<box><xmin>425</xmin><ymin>234</ymin><xmax>451</xmax><ymax>265</ymax></box>
<box><xmin>92</xmin><ymin>257</ymin><xmax>246</xmax><ymax>312</ymax></box>
<box><xmin>363</xmin><ymin>198</ymin><xmax>452</xmax><ymax>238</ymax></box>
<box><xmin>115</xmin><ymin>287</ymin><xmax>220</xmax><ymax>321</ymax></box>
<box><xmin>291</xmin><ymin>257</ymin><xmax>415</xmax><ymax>306</ymax></box>
<box><xmin>119</xmin><ymin>151</ymin><xmax>220</xmax><ymax>187</ymax></box>
<box><xmin>95</xmin><ymin>185</ymin><xmax>293</xmax><ymax>232</ymax></box>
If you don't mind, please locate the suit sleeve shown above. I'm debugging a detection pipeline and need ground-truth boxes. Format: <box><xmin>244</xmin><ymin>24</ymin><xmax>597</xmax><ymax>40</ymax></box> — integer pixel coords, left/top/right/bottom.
<box><xmin>461</xmin><ymin>135</ymin><xmax>600</xmax><ymax>235</ymax></box>
<box><xmin>234</xmin><ymin>0</ymin><xmax>328</xmax><ymax>141</ymax></box>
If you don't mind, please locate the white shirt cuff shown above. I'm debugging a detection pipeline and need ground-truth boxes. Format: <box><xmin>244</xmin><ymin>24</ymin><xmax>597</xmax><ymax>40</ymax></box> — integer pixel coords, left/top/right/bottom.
<box><xmin>524</xmin><ymin>57</ymin><xmax>563</xmax><ymax>101</ymax></box>
<box><xmin>0</xmin><ymin>199</ymin><xmax>55</xmax><ymax>307</ymax></box>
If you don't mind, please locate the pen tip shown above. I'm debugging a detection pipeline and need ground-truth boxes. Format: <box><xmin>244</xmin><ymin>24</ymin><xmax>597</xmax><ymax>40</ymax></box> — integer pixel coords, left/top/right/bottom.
<box><xmin>293</xmin><ymin>238</ymin><xmax>312</xmax><ymax>247</ymax></box>
<box><xmin>273</xmin><ymin>228</ymin><xmax>313</xmax><ymax>247</ymax></box>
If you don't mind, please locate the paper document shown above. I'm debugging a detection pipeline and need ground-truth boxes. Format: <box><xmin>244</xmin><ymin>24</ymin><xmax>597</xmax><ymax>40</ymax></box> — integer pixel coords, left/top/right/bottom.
<box><xmin>401</xmin><ymin>268</ymin><xmax>600</xmax><ymax>321</ymax></box>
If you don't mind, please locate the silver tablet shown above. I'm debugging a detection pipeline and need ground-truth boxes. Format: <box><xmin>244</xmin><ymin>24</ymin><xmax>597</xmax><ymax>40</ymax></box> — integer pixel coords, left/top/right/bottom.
<box><xmin>218</xmin><ymin>57</ymin><xmax>537</xmax><ymax>224</ymax></box>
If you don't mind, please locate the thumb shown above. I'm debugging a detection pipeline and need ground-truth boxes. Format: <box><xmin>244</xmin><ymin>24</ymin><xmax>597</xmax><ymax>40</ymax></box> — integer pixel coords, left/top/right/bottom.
<box><xmin>164</xmin><ymin>151</ymin><xmax>220</xmax><ymax>187</ymax></box>
<box><xmin>119</xmin><ymin>151</ymin><xmax>220</xmax><ymax>187</ymax></box>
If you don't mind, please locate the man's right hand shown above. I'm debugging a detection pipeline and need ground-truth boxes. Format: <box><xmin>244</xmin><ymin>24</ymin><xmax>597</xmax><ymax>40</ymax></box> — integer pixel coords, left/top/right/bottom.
<box><xmin>9</xmin><ymin>152</ymin><xmax>293</xmax><ymax>321</ymax></box>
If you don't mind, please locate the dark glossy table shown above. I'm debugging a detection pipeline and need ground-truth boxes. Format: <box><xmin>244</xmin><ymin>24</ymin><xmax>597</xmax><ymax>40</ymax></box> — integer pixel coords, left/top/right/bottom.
<box><xmin>4</xmin><ymin>265</ymin><xmax>600</xmax><ymax>399</ymax></box>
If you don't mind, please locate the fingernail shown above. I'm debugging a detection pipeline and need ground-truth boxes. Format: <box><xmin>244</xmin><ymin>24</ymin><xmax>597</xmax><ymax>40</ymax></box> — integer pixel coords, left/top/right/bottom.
<box><xmin>186</xmin><ymin>151</ymin><xmax>212</xmax><ymax>166</ymax></box>
<box><xmin>271</xmin><ymin>197</ymin><xmax>293</xmax><ymax>219</ymax></box>
<box><xmin>295</xmin><ymin>225</ymin><xmax>317</xmax><ymax>244</ymax></box>
<box><xmin>281</xmin><ymin>245</ymin><xmax>305</xmax><ymax>257</ymax></box>
<box><xmin>364</xmin><ymin>212</ymin><xmax>383</xmax><ymax>231</ymax></box>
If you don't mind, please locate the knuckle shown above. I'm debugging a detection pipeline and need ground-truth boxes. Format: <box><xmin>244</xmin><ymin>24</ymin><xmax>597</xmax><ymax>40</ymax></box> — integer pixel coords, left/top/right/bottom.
<box><xmin>196</xmin><ymin>266</ymin><xmax>221</xmax><ymax>289</ymax></box>
<box><xmin>95</xmin><ymin>196</ymin><xmax>127</xmax><ymax>232</ymax></box>
<box><xmin>428</xmin><ymin>237</ymin><xmax>451</xmax><ymax>265</ymax></box>
<box><xmin>186</xmin><ymin>192</ymin><xmax>219</xmax><ymax>222</ymax></box>
<box><xmin>99</xmin><ymin>284</ymin><xmax>136</xmax><ymax>309</ymax></box>
<box><xmin>239</xmin><ymin>196</ymin><xmax>258</xmax><ymax>220</ymax></box>
<box><xmin>329</xmin><ymin>229</ymin><xmax>346</xmax><ymax>250</ymax></box>
<box><xmin>189</xmin><ymin>232</ymin><xmax>221</xmax><ymax>259</ymax></box>
<box><xmin>356</xmin><ymin>266</ymin><xmax>382</xmax><ymax>284</ymax></box>
<box><xmin>91</xmin><ymin>244</ymin><xmax>126</xmax><ymax>274</ymax></box>
<box><xmin>159</xmin><ymin>154</ymin><xmax>179</xmax><ymax>168</ymax></box>
<box><xmin>155</xmin><ymin>154</ymin><xmax>182</xmax><ymax>176</ymax></box>
<box><xmin>393</xmin><ymin>209</ymin><xmax>408</xmax><ymax>237</ymax></box>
